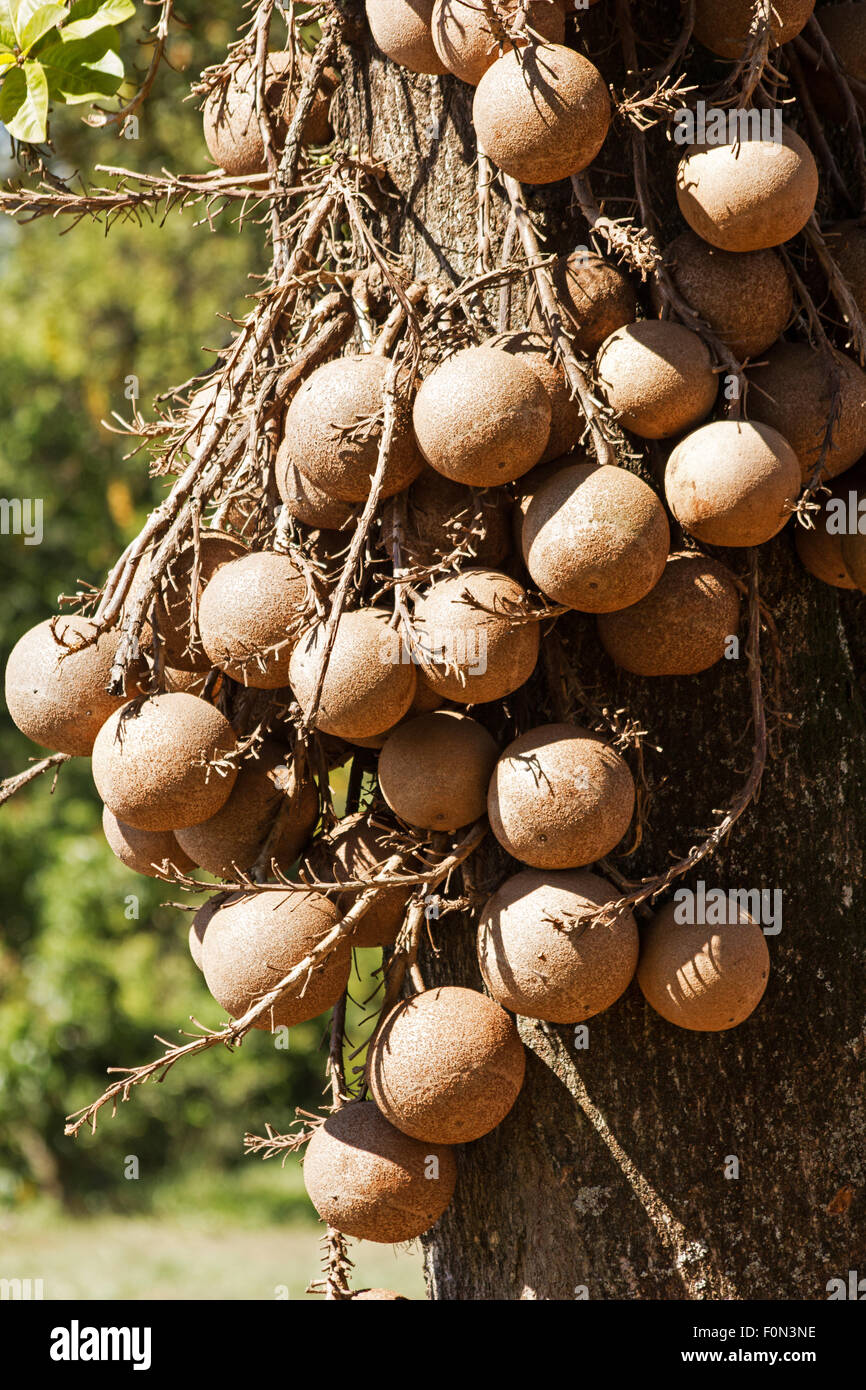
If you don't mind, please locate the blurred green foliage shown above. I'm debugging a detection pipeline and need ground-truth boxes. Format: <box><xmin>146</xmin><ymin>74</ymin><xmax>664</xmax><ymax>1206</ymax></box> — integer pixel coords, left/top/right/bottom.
<box><xmin>0</xmin><ymin>0</ymin><xmax>334</xmax><ymax>1214</ymax></box>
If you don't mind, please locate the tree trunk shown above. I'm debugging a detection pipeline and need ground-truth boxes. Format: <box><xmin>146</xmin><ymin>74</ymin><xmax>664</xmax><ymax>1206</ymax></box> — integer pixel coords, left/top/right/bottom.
<box><xmin>335</xmin><ymin>0</ymin><xmax>866</xmax><ymax>1300</ymax></box>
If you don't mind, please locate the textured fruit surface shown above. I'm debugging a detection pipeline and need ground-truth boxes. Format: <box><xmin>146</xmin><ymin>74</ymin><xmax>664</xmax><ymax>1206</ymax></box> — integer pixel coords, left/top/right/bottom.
<box><xmin>473</xmin><ymin>45</ymin><xmax>610</xmax><ymax>184</ymax></box>
<box><xmin>275</xmin><ymin>457</ymin><xmax>358</xmax><ymax>531</ymax></box>
<box><xmin>203</xmin><ymin>53</ymin><xmax>333</xmax><ymax>176</ymax></box>
<box><xmin>432</xmin><ymin>0</ymin><xmax>564</xmax><ymax>84</ymax></box>
<box><xmin>197</xmin><ymin>550</ymin><xmax>308</xmax><ymax>689</ymax></box>
<box><xmin>595</xmin><ymin>320</ymin><xmax>717</xmax><ymax>439</ymax></box>
<box><xmin>91</xmin><ymin>693</ymin><xmax>238</xmax><ymax>832</ymax></box>
<box><xmin>414</xmin><ymin>568</ymin><xmax>540</xmax><ymax>703</ymax></box>
<box><xmin>280</xmin><ymin>355</ymin><xmax>424</xmax><ymax>503</ymax></box>
<box><xmin>401</xmin><ymin>470</ymin><xmax>510</xmax><ymax>569</ymax></box>
<box><xmin>488</xmin><ymin>722</ymin><xmax>635</xmax><ymax>869</ymax></box>
<box><xmin>368</xmin><ymin>986</ymin><xmax>525</xmax><ymax>1143</ymax></box>
<box><xmin>102</xmin><ymin>807</ymin><xmax>195</xmax><ymax>879</ymax></box>
<box><xmin>367</xmin><ymin>0</ymin><xmax>448</xmax><ymax>74</ymax></box>
<box><xmin>522</xmin><ymin>462</ymin><xmax>670</xmax><ymax>612</ymax></box>
<box><xmin>483</xmin><ymin>331</ymin><xmax>582</xmax><ymax>464</ymax></box>
<box><xmin>412</xmin><ymin>345</ymin><xmax>551</xmax><ymax>487</ymax></box>
<box><xmin>174</xmin><ymin>739</ymin><xmax>319</xmax><ymax>878</ymax></box>
<box><xmin>693</xmin><ymin>0</ymin><xmax>814</xmax><ymax>58</ymax></box>
<box><xmin>201</xmin><ymin>888</ymin><xmax>348</xmax><ymax>1029</ymax></box>
<box><xmin>637</xmin><ymin>900</ymin><xmax>771</xmax><ymax>1031</ymax></box>
<box><xmin>302</xmin><ymin>813</ymin><xmax>412</xmax><ymax>949</ymax></box>
<box><xmin>664</xmin><ymin>420</ymin><xmax>800</xmax><ymax>547</ymax></box>
<box><xmin>378</xmin><ymin>711</ymin><xmax>499</xmax><ymax>830</ymax></box>
<box><xmin>676</xmin><ymin>131</ymin><xmax>818</xmax><ymax>251</ymax></box>
<box><xmin>746</xmin><ymin>343</ymin><xmax>866</xmax><ymax>482</ymax></box>
<box><xmin>150</xmin><ymin>531</ymin><xmax>246</xmax><ymax>672</ymax></box>
<box><xmin>597</xmin><ymin>552</ymin><xmax>740</xmax><ymax>676</ymax></box>
<box><xmin>658</xmin><ymin>231</ymin><xmax>792</xmax><ymax>361</ymax></box>
<box><xmin>289</xmin><ymin>608</ymin><xmax>417</xmax><ymax>739</ymax></box>
<box><xmin>478</xmin><ymin>869</ymin><xmax>639</xmax><ymax>1023</ymax></box>
<box><xmin>5</xmin><ymin>616</ymin><xmax>135</xmax><ymax>757</ymax></box>
<box><xmin>303</xmin><ymin>1101</ymin><xmax>457</xmax><ymax>1243</ymax></box>
<box><xmin>529</xmin><ymin>249</ymin><xmax>637</xmax><ymax>356</ymax></box>
<box><xmin>796</xmin><ymin>502</ymin><xmax>858</xmax><ymax>589</ymax></box>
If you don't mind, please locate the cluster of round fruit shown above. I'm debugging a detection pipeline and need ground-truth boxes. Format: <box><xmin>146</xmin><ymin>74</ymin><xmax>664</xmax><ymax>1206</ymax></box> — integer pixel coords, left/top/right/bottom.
<box><xmin>12</xmin><ymin>0</ymin><xmax>863</xmax><ymax>1258</ymax></box>
<box><xmin>363</xmin><ymin>1</ymin><xmax>866</xmax><ymax>592</ymax></box>
<box><xmin>202</xmin><ymin>47</ymin><xmax>338</xmax><ymax>178</ymax></box>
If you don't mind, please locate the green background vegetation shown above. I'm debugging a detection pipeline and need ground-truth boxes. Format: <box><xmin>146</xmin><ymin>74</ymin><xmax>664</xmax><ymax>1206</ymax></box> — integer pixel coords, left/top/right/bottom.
<box><xmin>0</xmin><ymin>0</ymin><xmax>420</xmax><ymax>1297</ymax></box>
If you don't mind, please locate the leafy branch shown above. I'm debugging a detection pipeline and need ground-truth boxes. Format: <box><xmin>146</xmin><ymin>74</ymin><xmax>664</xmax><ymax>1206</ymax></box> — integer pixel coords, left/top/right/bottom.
<box><xmin>0</xmin><ymin>0</ymin><xmax>136</xmax><ymax>143</ymax></box>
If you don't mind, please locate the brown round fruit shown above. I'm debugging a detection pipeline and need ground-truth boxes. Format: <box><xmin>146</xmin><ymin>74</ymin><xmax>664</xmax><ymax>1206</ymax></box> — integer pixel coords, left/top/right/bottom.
<box><xmin>399</xmin><ymin>469</ymin><xmax>511</xmax><ymax>569</ymax></box>
<box><xmin>342</xmin><ymin>670</ymin><xmax>444</xmax><ymax>749</ymax></box>
<box><xmin>203</xmin><ymin>53</ymin><xmax>335</xmax><ymax>177</ymax></box>
<box><xmin>488</xmin><ymin>722</ymin><xmax>635</xmax><ymax>869</ymax></box>
<box><xmin>302</xmin><ymin>813</ymin><xmax>412</xmax><ymax>949</ymax></box>
<box><xmin>796</xmin><ymin>501</ymin><xmax>858</xmax><ymax>590</ymax></box>
<box><xmin>279</xmin><ymin>356</ymin><xmax>424</xmax><ymax>504</ymax></box>
<box><xmin>597</xmin><ymin>551</ymin><xmax>741</xmax><ymax>676</ymax></box>
<box><xmin>414</xmin><ymin>569</ymin><xmax>540</xmax><ymax>704</ymax></box>
<box><xmin>482</xmin><ymin>331</ymin><xmax>582</xmax><ymax>463</ymax></box>
<box><xmin>840</xmin><ymin>516</ymin><xmax>866</xmax><ymax>590</ymax></box>
<box><xmin>162</xmin><ymin>667</ymin><xmax>211</xmax><ymax>696</ymax></box>
<box><xmin>473</xmin><ymin>44</ymin><xmax>610</xmax><ymax>184</ymax></box>
<box><xmin>92</xmin><ymin>693</ymin><xmax>238</xmax><ymax>832</ymax></box>
<box><xmin>4</xmin><ymin>616</ymin><xmax>139</xmax><ymax>757</ymax></box>
<box><xmin>148</xmin><ymin>530</ymin><xmax>247</xmax><ymax>672</ymax></box>
<box><xmin>746</xmin><ymin>343</ymin><xmax>866</xmax><ymax>483</ymax></box>
<box><xmin>676</xmin><ymin>130</ymin><xmax>819</xmax><ymax>252</ymax></box>
<box><xmin>174</xmin><ymin>739</ymin><xmax>319</xmax><ymax>879</ymax></box>
<box><xmin>289</xmin><ymin>608</ymin><xmax>417</xmax><ymax>740</ymax></box>
<box><xmin>201</xmin><ymin>887</ymin><xmax>348</xmax><ymax>1029</ymax></box>
<box><xmin>529</xmin><ymin>248</ymin><xmax>637</xmax><ymax>356</ymax></box>
<box><xmin>826</xmin><ymin>221</ymin><xmax>866</xmax><ymax>319</ymax></box>
<box><xmin>197</xmin><ymin>550</ymin><xmax>309</xmax><ymax>689</ymax></box>
<box><xmin>664</xmin><ymin>420</ymin><xmax>800</xmax><ymax>547</ymax></box>
<box><xmin>412</xmin><ymin>345</ymin><xmax>551</xmax><ymax>487</ymax></box>
<box><xmin>102</xmin><ymin>806</ymin><xmax>195</xmax><ymax>879</ymax></box>
<box><xmin>189</xmin><ymin>896</ymin><xmax>221</xmax><ymax>971</ymax></box>
<box><xmin>276</xmin><ymin>457</ymin><xmax>358</xmax><ymax>531</ymax></box>
<box><xmin>637</xmin><ymin>899</ymin><xmax>771</xmax><ymax>1031</ymax></box>
<box><xmin>366</xmin><ymin>0</ymin><xmax>449</xmax><ymax>74</ymax></box>
<box><xmin>478</xmin><ymin>869</ymin><xmax>639</xmax><ymax>1023</ymax></box>
<box><xmin>368</xmin><ymin>986</ymin><xmax>525</xmax><ymax>1144</ymax></box>
<box><xmin>379</xmin><ymin>710</ymin><xmax>499</xmax><ymax>830</ymax></box>
<box><xmin>693</xmin><ymin>0</ymin><xmax>814</xmax><ymax>58</ymax></box>
<box><xmin>432</xmin><ymin>0</ymin><xmax>564</xmax><ymax>85</ymax></box>
<box><xmin>595</xmin><ymin>320</ymin><xmax>717</xmax><ymax>439</ymax></box>
<box><xmin>658</xmin><ymin>231</ymin><xmax>792</xmax><ymax>362</ymax></box>
<box><xmin>302</xmin><ymin>1101</ymin><xmax>457</xmax><ymax>1243</ymax></box>
<box><xmin>522</xmin><ymin>461</ymin><xmax>670</xmax><ymax>612</ymax></box>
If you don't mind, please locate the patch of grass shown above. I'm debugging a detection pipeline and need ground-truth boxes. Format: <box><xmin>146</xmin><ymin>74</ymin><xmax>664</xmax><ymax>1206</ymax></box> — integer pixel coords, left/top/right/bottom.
<box><xmin>0</xmin><ymin>1206</ymin><xmax>425</xmax><ymax>1300</ymax></box>
<box><xmin>147</xmin><ymin>1154</ymin><xmax>316</xmax><ymax>1227</ymax></box>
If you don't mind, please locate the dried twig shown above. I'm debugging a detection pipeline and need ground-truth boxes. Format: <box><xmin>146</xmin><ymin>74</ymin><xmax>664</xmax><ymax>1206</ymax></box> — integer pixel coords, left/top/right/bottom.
<box><xmin>0</xmin><ymin>753</ymin><xmax>71</xmax><ymax>808</ymax></box>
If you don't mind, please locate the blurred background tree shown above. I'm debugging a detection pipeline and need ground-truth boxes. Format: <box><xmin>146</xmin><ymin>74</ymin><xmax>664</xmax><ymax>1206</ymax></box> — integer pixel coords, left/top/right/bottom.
<box><xmin>0</xmin><ymin>0</ymin><xmax>329</xmax><ymax>1224</ymax></box>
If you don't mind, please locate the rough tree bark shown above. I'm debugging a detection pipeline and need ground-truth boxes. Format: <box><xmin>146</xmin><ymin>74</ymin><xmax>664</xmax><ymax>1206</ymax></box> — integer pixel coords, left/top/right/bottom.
<box><xmin>335</xmin><ymin>0</ymin><xmax>866</xmax><ymax>1299</ymax></box>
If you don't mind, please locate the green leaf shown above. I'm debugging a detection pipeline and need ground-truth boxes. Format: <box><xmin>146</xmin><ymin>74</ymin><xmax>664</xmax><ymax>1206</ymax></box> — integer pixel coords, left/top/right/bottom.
<box><xmin>39</xmin><ymin>29</ymin><xmax>123</xmax><ymax>103</ymax></box>
<box><xmin>0</xmin><ymin>58</ymin><xmax>48</xmax><ymax>141</ymax></box>
<box><xmin>0</xmin><ymin>0</ymin><xmax>18</xmax><ymax>47</ymax></box>
<box><xmin>6</xmin><ymin>0</ymin><xmax>51</xmax><ymax>43</ymax></box>
<box><xmin>0</xmin><ymin>49</ymin><xmax>15</xmax><ymax>68</ymax></box>
<box><xmin>20</xmin><ymin>4</ymin><xmax>66</xmax><ymax>52</ymax></box>
<box><xmin>62</xmin><ymin>0</ymin><xmax>135</xmax><ymax>42</ymax></box>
